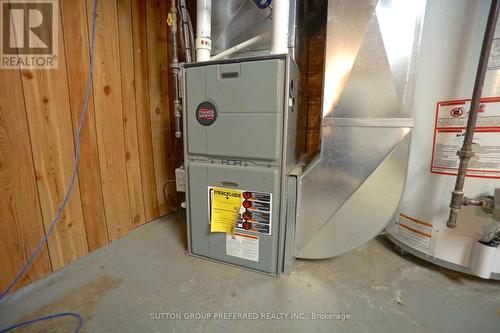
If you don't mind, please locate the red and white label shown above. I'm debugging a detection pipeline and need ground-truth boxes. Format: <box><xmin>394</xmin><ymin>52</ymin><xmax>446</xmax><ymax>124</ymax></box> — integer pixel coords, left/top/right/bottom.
<box><xmin>198</xmin><ymin>108</ymin><xmax>215</xmax><ymax>120</ymax></box>
<box><xmin>431</xmin><ymin>97</ymin><xmax>500</xmax><ymax>179</ymax></box>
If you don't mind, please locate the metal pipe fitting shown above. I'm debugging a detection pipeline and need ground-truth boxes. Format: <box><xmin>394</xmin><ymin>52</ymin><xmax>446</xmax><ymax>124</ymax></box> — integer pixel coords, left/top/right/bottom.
<box><xmin>170</xmin><ymin>0</ymin><xmax>182</xmax><ymax>138</ymax></box>
<box><xmin>447</xmin><ymin>0</ymin><xmax>499</xmax><ymax>228</ymax></box>
<box><xmin>179</xmin><ymin>0</ymin><xmax>193</xmax><ymax>63</ymax></box>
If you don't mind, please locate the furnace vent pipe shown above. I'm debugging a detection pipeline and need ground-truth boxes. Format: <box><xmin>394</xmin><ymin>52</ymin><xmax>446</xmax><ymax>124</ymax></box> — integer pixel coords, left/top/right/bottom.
<box><xmin>211</xmin><ymin>32</ymin><xmax>272</xmax><ymax>61</ymax></box>
<box><xmin>271</xmin><ymin>0</ymin><xmax>289</xmax><ymax>55</ymax></box>
<box><xmin>447</xmin><ymin>0</ymin><xmax>500</xmax><ymax>229</ymax></box>
<box><xmin>196</xmin><ymin>0</ymin><xmax>211</xmax><ymax>61</ymax></box>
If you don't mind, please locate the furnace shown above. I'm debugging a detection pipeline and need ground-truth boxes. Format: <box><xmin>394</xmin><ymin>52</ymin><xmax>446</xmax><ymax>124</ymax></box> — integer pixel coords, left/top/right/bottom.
<box><xmin>183</xmin><ymin>55</ymin><xmax>299</xmax><ymax>275</ymax></box>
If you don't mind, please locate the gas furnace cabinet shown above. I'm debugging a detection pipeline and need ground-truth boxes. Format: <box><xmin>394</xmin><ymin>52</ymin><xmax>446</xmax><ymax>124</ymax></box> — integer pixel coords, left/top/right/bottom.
<box><xmin>182</xmin><ymin>55</ymin><xmax>300</xmax><ymax>276</ymax></box>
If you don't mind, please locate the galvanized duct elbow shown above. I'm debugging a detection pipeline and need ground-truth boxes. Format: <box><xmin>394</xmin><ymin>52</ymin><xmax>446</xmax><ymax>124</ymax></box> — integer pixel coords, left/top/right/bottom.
<box><xmin>295</xmin><ymin>0</ymin><xmax>426</xmax><ymax>259</ymax></box>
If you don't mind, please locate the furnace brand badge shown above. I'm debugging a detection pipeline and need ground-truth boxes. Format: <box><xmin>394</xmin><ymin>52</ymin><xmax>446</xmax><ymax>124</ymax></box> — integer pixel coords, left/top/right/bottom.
<box><xmin>196</xmin><ymin>101</ymin><xmax>217</xmax><ymax>126</ymax></box>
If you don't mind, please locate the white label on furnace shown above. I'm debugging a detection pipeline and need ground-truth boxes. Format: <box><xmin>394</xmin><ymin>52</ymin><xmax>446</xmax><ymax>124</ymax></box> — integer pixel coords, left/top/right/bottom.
<box><xmin>397</xmin><ymin>214</ymin><xmax>433</xmax><ymax>250</ymax></box>
<box><xmin>431</xmin><ymin>98</ymin><xmax>500</xmax><ymax>179</ymax></box>
<box><xmin>226</xmin><ymin>232</ymin><xmax>259</xmax><ymax>262</ymax></box>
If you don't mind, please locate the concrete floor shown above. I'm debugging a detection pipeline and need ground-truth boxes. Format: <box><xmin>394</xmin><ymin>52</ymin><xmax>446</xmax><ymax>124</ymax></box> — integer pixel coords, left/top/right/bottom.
<box><xmin>1</xmin><ymin>213</ymin><xmax>499</xmax><ymax>333</ymax></box>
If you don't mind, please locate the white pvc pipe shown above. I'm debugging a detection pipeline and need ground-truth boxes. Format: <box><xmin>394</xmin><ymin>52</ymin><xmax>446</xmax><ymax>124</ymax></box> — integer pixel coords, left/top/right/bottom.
<box><xmin>211</xmin><ymin>32</ymin><xmax>272</xmax><ymax>61</ymax></box>
<box><xmin>271</xmin><ymin>0</ymin><xmax>290</xmax><ymax>55</ymax></box>
<box><xmin>196</xmin><ymin>0</ymin><xmax>211</xmax><ymax>61</ymax></box>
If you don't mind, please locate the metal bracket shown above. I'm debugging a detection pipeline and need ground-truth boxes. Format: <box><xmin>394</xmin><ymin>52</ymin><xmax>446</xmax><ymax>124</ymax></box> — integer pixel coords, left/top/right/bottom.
<box><xmin>175</xmin><ymin>166</ymin><xmax>186</xmax><ymax>192</ymax></box>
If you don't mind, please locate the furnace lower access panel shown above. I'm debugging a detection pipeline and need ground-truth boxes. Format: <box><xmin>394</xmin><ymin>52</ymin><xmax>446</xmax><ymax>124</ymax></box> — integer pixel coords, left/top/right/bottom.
<box><xmin>183</xmin><ymin>56</ymin><xmax>299</xmax><ymax>275</ymax></box>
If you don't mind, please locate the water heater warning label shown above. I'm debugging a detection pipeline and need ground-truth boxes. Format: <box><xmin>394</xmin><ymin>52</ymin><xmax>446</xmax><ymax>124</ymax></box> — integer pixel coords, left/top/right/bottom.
<box><xmin>431</xmin><ymin>97</ymin><xmax>500</xmax><ymax>179</ymax></box>
<box><xmin>397</xmin><ymin>213</ymin><xmax>433</xmax><ymax>250</ymax></box>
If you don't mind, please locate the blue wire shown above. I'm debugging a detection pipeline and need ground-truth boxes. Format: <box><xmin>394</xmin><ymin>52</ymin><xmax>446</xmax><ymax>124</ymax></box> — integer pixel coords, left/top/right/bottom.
<box><xmin>0</xmin><ymin>0</ymin><xmax>97</xmax><ymax>331</ymax></box>
<box><xmin>0</xmin><ymin>313</ymin><xmax>83</xmax><ymax>333</ymax></box>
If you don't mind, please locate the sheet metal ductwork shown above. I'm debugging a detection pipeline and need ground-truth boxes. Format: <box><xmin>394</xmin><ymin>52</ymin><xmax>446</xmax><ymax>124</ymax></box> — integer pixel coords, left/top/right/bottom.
<box><xmin>210</xmin><ymin>0</ymin><xmax>297</xmax><ymax>59</ymax></box>
<box><xmin>295</xmin><ymin>0</ymin><xmax>426</xmax><ymax>259</ymax></box>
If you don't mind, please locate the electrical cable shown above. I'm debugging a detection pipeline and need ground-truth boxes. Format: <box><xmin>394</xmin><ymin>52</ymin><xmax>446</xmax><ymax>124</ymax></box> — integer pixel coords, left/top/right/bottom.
<box><xmin>163</xmin><ymin>179</ymin><xmax>178</xmax><ymax>213</ymax></box>
<box><xmin>483</xmin><ymin>225</ymin><xmax>500</xmax><ymax>247</ymax></box>
<box><xmin>0</xmin><ymin>0</ymin><xmax>98</xmax><ymax>331</ymax></box>
<box><xmin>0</xmin><ymin>313</ymin><xmax>83</xmax><ymax>333</ymax></box>
<box><xmin>186</xmin><ymin>8</ymin><xmax>195</xmax><ymax>57</ymax></box>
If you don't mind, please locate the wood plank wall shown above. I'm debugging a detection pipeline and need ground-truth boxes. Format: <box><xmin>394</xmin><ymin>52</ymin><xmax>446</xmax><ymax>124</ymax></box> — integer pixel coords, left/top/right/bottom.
<box><xmin>302</xmin><ymin>0</ymin><xmax>326</xmax><ymax>154</ymax></box>
<box><xmin>0</xmin><ymin>0</ymin><xmax>177</xmax><ymax>292</ymax></box>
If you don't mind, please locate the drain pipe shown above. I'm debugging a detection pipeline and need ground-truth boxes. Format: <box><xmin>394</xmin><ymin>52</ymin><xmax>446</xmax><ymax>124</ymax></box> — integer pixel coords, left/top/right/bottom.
<box><xmin>271</xmin><ymin>0</ymin><xmax>289</xmax><ymax>55</ymax></box>
<box><xmin>211</xmin><ymin>32</ymin><xmax>272</xmax><ymax>61</ymax></box>
<box><xmin>447</xmin><ymin>0</ymin><xmax>500</xmax><ymax>229</ymax></box>
<box><xmin>196</xmin><ymin>0</ymin><xmax>211</xmax><ymax>61</ymax></box>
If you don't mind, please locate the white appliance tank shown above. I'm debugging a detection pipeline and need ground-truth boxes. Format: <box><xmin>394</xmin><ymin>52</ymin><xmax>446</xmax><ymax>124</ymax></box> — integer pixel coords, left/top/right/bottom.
<box><xmin>388</xmin><ymin>0</ymin><xmax>500</xmax><ymax>279</ymax></box>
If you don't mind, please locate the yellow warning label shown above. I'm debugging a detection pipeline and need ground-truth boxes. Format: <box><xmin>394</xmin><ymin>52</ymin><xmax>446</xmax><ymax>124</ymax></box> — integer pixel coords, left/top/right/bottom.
<box><xmin>210</xmin><ymin>187</ymin><xmax>243</xmax><ymax>234</ymax></box>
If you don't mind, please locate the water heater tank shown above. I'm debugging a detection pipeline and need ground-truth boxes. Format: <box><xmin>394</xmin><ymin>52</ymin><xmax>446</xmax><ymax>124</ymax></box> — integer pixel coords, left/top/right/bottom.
<box><xmin>388</xmin><ymin>0</ymin><xmax>500</xmax><ymax>279</ymax></box>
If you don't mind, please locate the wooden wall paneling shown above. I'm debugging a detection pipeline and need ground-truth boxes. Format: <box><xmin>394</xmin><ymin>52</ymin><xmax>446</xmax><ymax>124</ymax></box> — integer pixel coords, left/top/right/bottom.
<box><xmin>305</xmin><ymin>72</ymin><xmax>323</xmax><ymax>104</ymax></box>
<box><xmin>296</xmin><ymin>2</ymin><xmax>310</xmax><ymax>154</ymax></box>
<box><xmin>305</xmin><ymin>131</ymin><xmax>321</xmax><ymax>153</ymax></box>
<box><xmin>0</xmin><ymin>69</ymin><xmax>52</xmax><ymax>292</ymax></box>
<box><xmin>146</xmin><ymin>0</ymin><xmax>175</xmax><ymax>215</ymax></box>
<box><xmin>60</xmin><ymin>0</ymin><xmax>109</xmax><ymax>251</ymax></box>
<box><xmin>304</xmin><ymin>26</ymin><xmax>326</xmax><ymax>154</ymax></box>
<box><xmin>307</xmin><ymin>34</ymin><xmax>326</xmax><ymax>73</ymax></box>
<box><xmin>117</xmin><ymin>0</ymin><xmax>147</xmax><ymax>228</ymax></box>
<box><xmin>305</xmin><ymin>72</ymin><xmax>323</xmax><ymax>153</ymax></box>
<box><xmin>1</xmin><ymin>0</ymin><xmax>179</xmax><ymax>291</ymax></box>
<box><xmin>20</xmin><ymin>9</ymin><xmax>89</xmax><ymax>269</ymax></box>
<box><xmin>131</xmin><ymin>0</ymin><xmax>159</xmax><ymax>221</ymax></box>
<box><xmin>86</xmin><ymin>0</ymin><xmax>133</xmax><ymax>239</ymax></box>
<box><xmin>306</xmin><ymin>101</ymin><xmax>322</xmax><ymax>130</ymax></box>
